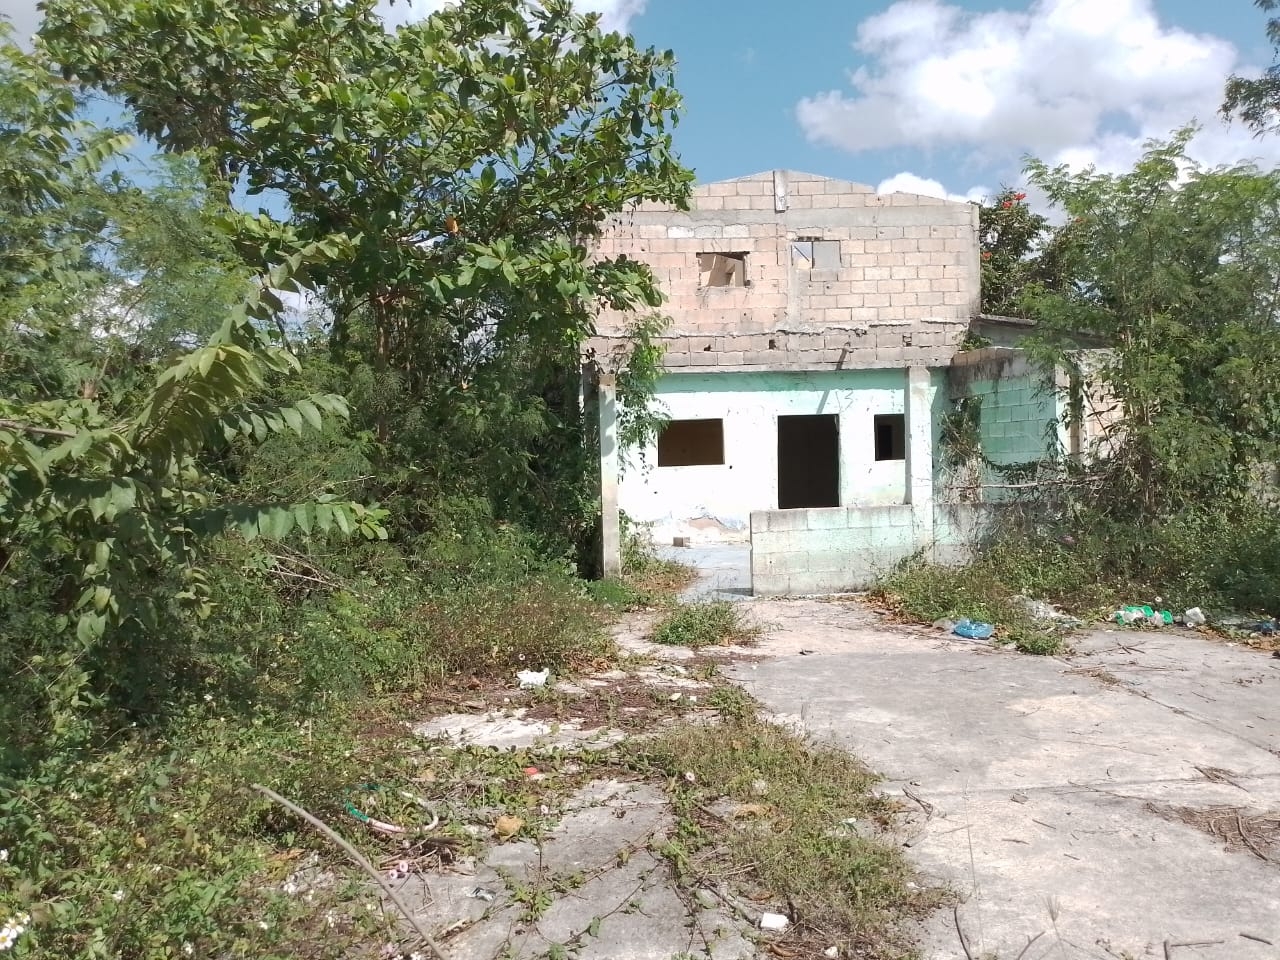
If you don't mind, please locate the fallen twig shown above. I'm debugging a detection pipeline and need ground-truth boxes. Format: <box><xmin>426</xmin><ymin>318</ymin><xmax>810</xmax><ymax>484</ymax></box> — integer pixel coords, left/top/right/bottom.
<box><xmin>903</xmin><ymin>785</ymin><xmax>934</xmax><ymax>819</ymax></box>
<box><xmin>953</xmin><ymin>904</ymin><xmax>974</xmax><ymax>960</ymax></box>
<box><xmin>252</xmin><ymin>783</ymin><xmax>452</xmax><ymax>960</ymax></box>
<box><xmin>1241</xmin><ymin>932</ymin><xmax>1275</xmax><ymax>945</ymax></box>
<box><xmin>1236</xmin><ymin>814</ymin><xmax>1271</xmax><ymax>862</ymax></box>
<box><xmin>1013</xmin><ymin>931</ymin><xmax>1045</xmax><ymax>960</ymax></box>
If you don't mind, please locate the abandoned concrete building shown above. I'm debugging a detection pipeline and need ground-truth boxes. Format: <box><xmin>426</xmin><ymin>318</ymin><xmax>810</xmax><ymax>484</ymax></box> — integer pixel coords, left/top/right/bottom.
<box><xmin>586</xmin><ymin>170</ymin><xmax>1099</xmax><ymax>595</ymax></box>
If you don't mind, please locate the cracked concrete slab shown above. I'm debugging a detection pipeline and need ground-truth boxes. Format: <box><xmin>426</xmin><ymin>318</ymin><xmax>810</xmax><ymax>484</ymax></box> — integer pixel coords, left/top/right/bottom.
<box><xmin>389</xmin><ymin>779</ymin><xmax>756</xmax><ymax>960</ymax></box>
<box><xmin>725</xmin><ymin>597</ymin><xmax>1280</xmax><ymax>959</ymax></box>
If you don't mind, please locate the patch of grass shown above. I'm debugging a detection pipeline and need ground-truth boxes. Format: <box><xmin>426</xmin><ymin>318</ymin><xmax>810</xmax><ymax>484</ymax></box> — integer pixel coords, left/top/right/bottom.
<box><xmin>0</xmin><ymin>703</ymin><xmax>411</xmax><ymax>960</ymax></box>
<box><xmin>651</xmin><ymin>601</ymin><xmax>759</xmax><ymax>648</ymax></box>
<box><xmin>634</xmin><ymin>707</ymin><xmax>937</xmax><ymax>957</ymax></box>
<box><xmin>874</xmin><ymin>557</ymin><xmax>1067</xmax><ymax>655</ymax></box>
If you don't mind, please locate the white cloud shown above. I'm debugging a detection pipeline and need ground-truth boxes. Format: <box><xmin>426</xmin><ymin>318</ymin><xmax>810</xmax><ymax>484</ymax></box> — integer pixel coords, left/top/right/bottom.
<box><xmin>876</xmin><ymin>171</ymin><xmax>989</xmax><ymax>204</ymax></box>
<box><xmin>797</xmin><ymin>0</ymin><xmax>1278</xmax><ymax>177</ymax></box>
<box><xmin>379</xmin><ymin>0</ymin><xmax>646</xmax><ymax>33</ymax></box>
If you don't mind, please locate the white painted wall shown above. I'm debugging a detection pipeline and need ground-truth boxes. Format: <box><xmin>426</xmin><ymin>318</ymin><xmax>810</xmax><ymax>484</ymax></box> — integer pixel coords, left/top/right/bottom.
<box><xmin>620</xmin><ymin>370</ymin><xmax>912</xmax><ymax>543</ymax></box>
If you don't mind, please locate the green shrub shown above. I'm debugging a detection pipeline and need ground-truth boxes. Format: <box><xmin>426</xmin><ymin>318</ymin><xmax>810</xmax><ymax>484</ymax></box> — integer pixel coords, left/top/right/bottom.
<box><xmin>651</xmin><ymin>601</ymin><xmax>758</xmax><ymax>648</ymax></box>
<box><xmin>875</xmin><ymin>557</ymin><xmax>1065</xmax><ymax>655</ymax></box>
<box><xmin>877</xmin><ymin>503</ymin><xmax>1280</xmax><ymax>655</ymax></box>
<box><xmin>0</xmin><ymin>704</ymin><xmax>403</xmax><ymax>960</ymax></box>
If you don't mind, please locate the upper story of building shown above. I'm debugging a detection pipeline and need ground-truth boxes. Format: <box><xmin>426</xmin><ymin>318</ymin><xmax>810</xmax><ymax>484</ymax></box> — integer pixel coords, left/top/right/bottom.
<box><xmin>590</xmin><ymin>170</ymin><xmax>981</xmax><ymax>370</ymax></box>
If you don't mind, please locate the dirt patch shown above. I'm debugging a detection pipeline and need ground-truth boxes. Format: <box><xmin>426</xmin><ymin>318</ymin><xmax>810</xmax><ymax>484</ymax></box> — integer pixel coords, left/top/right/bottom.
<box><xmin>1146</xmin><ymin>802</ymin><xmax>1280</xmax><ymax>863</ymax></box>
<box><xmin>1066</xmin><ymin>665</ymin><xmax>1125</xmax><ymax>687</ymax></box>
<box><xmin>522</xmin><ymin>683</ymin><xmax>701</xmax><ymax>732</ymax></box>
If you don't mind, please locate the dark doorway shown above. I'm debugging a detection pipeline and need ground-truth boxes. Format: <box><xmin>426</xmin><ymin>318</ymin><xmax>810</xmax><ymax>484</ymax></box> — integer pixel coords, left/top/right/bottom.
<box><xmin>777</xmin><ymin>414</ymin><xmax>840</xmax><ymax>509</ymax></box>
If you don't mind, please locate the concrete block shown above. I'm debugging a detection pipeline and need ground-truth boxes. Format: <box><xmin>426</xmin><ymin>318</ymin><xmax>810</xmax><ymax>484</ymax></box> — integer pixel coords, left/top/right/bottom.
<box><xmin>763</xmin><ymin>510</ymin><xmax>810</xmax><ymax>533</ymax></box>
<box><xmin>804</xmin><ymin>508</ymin><xmax>853</xmax><ymax>531</ymax></box>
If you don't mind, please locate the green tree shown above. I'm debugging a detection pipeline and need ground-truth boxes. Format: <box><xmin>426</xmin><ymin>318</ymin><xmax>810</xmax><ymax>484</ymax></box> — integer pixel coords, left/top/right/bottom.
<box><xmin>979</xmin><ymin>188</ymin><xmax>1050</xmax><ymax>315</ymax></box>
<box><xmin>1023</xmin><ymin>129</ymin><xmax>1280</xmax><ymax>517</ymax></box>
<box><xmin>1223</xmin><ymin>0</ymin><xmax>1280</xmax><ymax>133</ymax></box>
<box><xmin>41</xmin><ymin>0</ymin><xmax>694</xmax><ymax>555</ymax></box>
<box><xmin>0</xmin><ymin>34</ymin><xmax>382</xmax><ymax>744</ymax></box>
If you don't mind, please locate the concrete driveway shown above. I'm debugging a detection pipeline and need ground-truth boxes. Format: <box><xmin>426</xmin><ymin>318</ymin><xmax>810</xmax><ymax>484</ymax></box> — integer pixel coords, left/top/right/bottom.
<box><xmin>725</xmin><ymin>598</ymin><xmax>1280</xmax><ymax>960</ymax></box>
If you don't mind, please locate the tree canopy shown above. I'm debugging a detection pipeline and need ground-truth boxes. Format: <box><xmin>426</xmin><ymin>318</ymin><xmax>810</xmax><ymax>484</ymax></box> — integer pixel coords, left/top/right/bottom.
<box><xmin>1018</xmin><ymin>131</ymin><xmax>1280</xmax><ymax>517</ymax></box>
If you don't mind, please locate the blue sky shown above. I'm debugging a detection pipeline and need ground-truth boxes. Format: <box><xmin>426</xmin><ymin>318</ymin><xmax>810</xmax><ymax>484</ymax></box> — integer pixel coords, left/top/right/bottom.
<box><xmin>621</xmin><ymin>0</ymin><xmax>1280</xmax><ymax>199</ymax></box>
<box><xmin>4</xmin><ymin>0</ymin><xmax>1278</xmax><ymax>201</ymax></box>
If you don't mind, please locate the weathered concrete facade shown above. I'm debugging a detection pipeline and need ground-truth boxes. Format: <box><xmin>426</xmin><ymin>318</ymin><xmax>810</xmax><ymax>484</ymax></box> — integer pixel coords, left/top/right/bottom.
<box><xmin>588</xmin><ymin>170</ymin><xmax>1081</xmax><ymax>595</ymax></box>
<box><xmin>590</xmin><ymin>169</ymin><xmax>980</xmax><ymax>370</ymax></box>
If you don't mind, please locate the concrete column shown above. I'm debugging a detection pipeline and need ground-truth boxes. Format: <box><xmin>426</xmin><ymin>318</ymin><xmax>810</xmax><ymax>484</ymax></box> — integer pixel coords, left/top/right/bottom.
<box><xmin>598</xmin><ymin>372</ymin><xmax>622</xmax><ymax>579</ymax></box>
<box><xmin>905</xmin><ymin>366</ymin><xmax>934</xmax><ymax>539</ymax></box>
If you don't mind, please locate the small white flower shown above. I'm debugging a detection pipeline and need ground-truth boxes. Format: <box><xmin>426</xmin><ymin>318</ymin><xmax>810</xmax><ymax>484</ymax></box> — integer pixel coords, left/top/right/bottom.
<box><xmin>0</xmin><ymin>849</ymin><xmax>8</xmax><ymax>862</ymax></box>
<box><xmin>410</xmin><ymin>953</ymin><xmax>426</xmax><ymax>960</ymax></box>
<box><xmin>324</xmin><ymin>910</ymin><xmax>337</xmax><ymax>929</ymax></box>
<box><xmin>182</xmin><ymin>943</ymin><xmax>194</xmax><ymax>957</ymax></box>
<box><xmin>112</xmin><ymin>889</ymin><xmax>125</xmax><ymax>902</ymax></box>
<box><xmin>257</xmin><ymin>921</ymin><xmax>269</xmax><ymax>930</ymax></box>
<box><xmin>203</xmin><ymin>693</ymin><xmax>213</xmax><ymax>702</ymax></box>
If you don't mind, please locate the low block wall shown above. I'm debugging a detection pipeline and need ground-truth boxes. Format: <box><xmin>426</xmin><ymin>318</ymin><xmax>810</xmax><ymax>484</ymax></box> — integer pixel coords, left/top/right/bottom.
<box><xmin>750</xmin><ymin>505</ymin><xmax>918</xmax><ymax>595</ymax></box>
<box><xmin>749</xmin><ymin>502</ymin><xmax>1007</xmax><ymax>596</ymax></box>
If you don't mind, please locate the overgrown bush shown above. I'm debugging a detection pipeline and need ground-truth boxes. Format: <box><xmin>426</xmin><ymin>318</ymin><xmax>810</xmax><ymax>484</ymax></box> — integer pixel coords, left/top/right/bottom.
<box><xmin>0</xmin><ymin>701</ymin><xmax>407</xmax><ymax>959</ymax></box>
<box><xmin>0</xmin><ymin>523</ymin><xmax>614</xmax><ymax>958</ymax></box>
<box><xmin>877</xmin><ymin>503</ymin><xmax>1280</xmax><ymax>653</ymax></box>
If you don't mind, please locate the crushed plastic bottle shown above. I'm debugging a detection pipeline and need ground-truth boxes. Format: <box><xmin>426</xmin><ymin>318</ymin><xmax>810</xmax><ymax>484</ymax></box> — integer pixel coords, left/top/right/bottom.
<box><xmin>1184</xmin><ymin>607</ymin><xmax>1206</xmax><ymax>626</ymax></box>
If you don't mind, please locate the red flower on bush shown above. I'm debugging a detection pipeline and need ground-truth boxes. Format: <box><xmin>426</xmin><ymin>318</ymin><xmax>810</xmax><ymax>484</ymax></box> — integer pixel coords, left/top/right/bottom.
<box><xmin>981</xmin><ymin>251</ymin><xmax>993</xmax><ymax>260</ymax></box>
<box><xmin>1014</xmin><ymin>192</ymin><xmax>1027</xmax><ymax>201</ymax></box>
<box><xmin>1001</xmin><ymin>200</ymin><xmax>1013</xmax><ymax>208</ymax></box>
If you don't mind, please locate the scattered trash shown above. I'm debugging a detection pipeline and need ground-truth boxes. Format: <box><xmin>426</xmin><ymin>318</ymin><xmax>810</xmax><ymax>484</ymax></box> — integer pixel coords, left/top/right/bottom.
<box><xmin>494</xmin><ymin>815</ymin><xmax>524</xmax><ymax>840</ymax></box>
<box><xmin>953</xmin><ymin>619</ymin><xmax>995</xmax><ymax>640</ymax></box>
<box><xmin>522</xmin><ymin>766</ymin><xmax>540</xmax><ymax>777</ymax></box>
<box><xmin>668</xmin><ymin>692</ymin><xmax>682</xmax><ymax>702</ymax></box>
<box><xmin>932</xmin><ymin>618</ymin><xmax>956</xmax><ymax>631</ymax></box>
<box><xmin>467</xmin><ymin>887</ymin><xmax>497</xmax><ymax>902</ymax></box>
<box><xmin>386</xmin><ymin>859</ymin><xmax>412</xmax><ymax>881</ymax></box>
<box><xmin>1021</xmin><ymin>597</ymin><xmax>1059</xmax><ymax>621</ymax></box>
<box><xmin>517</xmin><ymin>668</ymin><xmax>549</xmax><ymax>689</ymax></box>
<box><xmin>1111</xmin><ymin>605</ymin><xmax>1172</xmax><ymax>627</ymax></box>
<box><xmin>1184</xmin><ymin>607</ymin><xmax>1206</xmax><ymax>626</ymax></box>
<box><xmin>759</xmin><ymin>913</ymin><xmax>790</xmax><ymax>931</ymax></box>
<box><xmin>824</xmin><ymin>948</ymin><xmax>840</xmax><ymax>959</ymax></box>
<box><xmin>1251</xmin><ymin>619</ymin><xmax>1277</xmax><ymax>635</ymax></box>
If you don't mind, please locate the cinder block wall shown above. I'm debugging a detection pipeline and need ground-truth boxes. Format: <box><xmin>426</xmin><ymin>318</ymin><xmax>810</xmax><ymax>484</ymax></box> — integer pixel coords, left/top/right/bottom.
<box><xmin>749</xmin><ymin>502</ymin><xmax>1006</xmax><ymax>596</ymax></box>
<box><xmin>590</xmin><ymin>170</ymin><xmax>979</xmax><ymax>371</ymax></box>
<box><xmin>749</xmin><ymin>505</ymin><xmax>917</xmax><ymax>595</ymax></box>
<box><xmin>945</xmin><ymin>349</ymin><xmax>1065</xmax><ymax>496</ymax></box>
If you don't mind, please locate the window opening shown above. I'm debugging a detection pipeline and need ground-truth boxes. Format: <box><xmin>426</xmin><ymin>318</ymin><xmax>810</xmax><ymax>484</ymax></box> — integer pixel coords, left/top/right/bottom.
<box><xmin>874</xmin><ymin>414</ymin><xmax>906</xmax><ymax>461</ymax></box>
<box><xmin>777</xmin><ymin>414</ymin><xmax>839</xmax><ymax>509</ymax></box>
<box><xmin>791</xmin><ymin>238</ymin><xmax>840</xmax><ymax>270</ymax></box>
<box><xmin>657</xmin><ymin>419</ymin><xmax>725</xmax><ymax>467</ymax></box>
<box><xmin>698</xmin><ymin>252</ymin><xmax>748</xmax><ymax>287</ymax></box>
